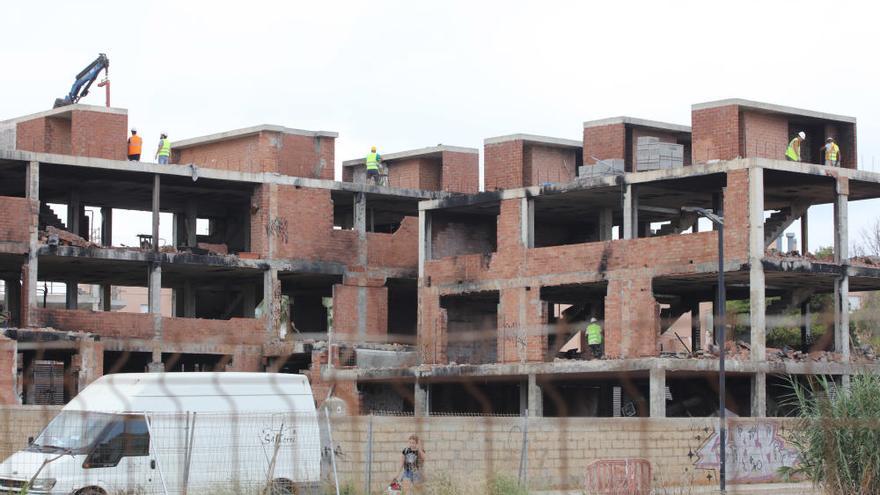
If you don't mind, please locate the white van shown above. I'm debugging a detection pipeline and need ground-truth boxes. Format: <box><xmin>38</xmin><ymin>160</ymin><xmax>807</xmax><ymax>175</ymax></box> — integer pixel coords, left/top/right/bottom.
<box><xmin>0</xmin><ymin>372</ymin><xmax>322</xmax><ymax>494</ymax></box>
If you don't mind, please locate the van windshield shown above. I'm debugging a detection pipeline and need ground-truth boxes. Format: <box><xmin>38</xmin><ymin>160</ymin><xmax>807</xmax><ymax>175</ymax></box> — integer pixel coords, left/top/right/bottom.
<box><xmin>28</xmin><ymin>411</ymin><xmax>131</xmax><ymax>454</ymax></box>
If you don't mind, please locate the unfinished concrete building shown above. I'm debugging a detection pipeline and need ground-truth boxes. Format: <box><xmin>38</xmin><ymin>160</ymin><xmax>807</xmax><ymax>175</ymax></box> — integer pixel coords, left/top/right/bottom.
<box><xmin>0</xmin><ymin>99</ymin><xmax>877</xmax><ymax>419</ymax></box>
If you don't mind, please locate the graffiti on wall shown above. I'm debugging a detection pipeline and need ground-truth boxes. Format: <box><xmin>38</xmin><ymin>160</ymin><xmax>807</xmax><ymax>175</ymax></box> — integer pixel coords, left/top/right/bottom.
<box><xmin>694</xmin><ymin>421</ymin><xmax>799</xmax><ymax>482</ymax></box>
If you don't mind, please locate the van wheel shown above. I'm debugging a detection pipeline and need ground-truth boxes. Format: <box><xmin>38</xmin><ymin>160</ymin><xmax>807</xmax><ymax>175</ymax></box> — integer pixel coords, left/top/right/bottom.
<box><xmin>270</xmin><ymin>478</ymin><xmax>296</xmax><ymax>495</ymax></box>
<box><xmin>76</xmin><ymin>488</ymin><xmax>107</xmax><ymax>495</ymax></box>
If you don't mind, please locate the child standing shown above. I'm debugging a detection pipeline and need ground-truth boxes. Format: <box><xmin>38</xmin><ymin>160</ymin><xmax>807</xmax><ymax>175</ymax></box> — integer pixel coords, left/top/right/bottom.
<box><xmin>398</xmin><ymin>434</ymin><xmax>426</xmax><ymax>494</ymax></box>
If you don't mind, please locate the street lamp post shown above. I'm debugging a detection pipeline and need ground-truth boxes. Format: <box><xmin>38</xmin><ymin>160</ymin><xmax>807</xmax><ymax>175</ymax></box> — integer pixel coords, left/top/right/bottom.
<box><xmin>683</xmin><ymin>206</ymin><xmax>726</xmax><ymax>493</ymax></box>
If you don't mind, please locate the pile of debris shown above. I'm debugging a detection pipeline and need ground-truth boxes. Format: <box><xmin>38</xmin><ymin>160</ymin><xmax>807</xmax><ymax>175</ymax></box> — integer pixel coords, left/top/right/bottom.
<box><xmin>41</xmin><ymin>226</ymin><xmax>97</xmax><ymax>248</ymax></box>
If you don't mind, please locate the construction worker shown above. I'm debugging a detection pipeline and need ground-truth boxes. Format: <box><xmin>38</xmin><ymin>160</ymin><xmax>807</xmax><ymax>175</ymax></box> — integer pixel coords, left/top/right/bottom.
<box><xmin>586</xmin><ymin>317</ymin><xmax>603</xmax><ymax>359</ymax></box>
<box><xmin>785</xmin><ymin>131</ymin><xmax>806</xmax><ymax>162</ymax></box>
<box><xmin>366</xmin><ymin>146</ymin><xmax>381</xmax><ymax>185</ymax></box>
<box><xmin>824</xmin><ymin>137</ymin><xmax>841</xmax><ymax>167</ymax></box>
<box><xmin>127</xmin><ymin>128</ymin><xmax>142</xmax><ymax>161</ymax></box>
<box><xmin>156</xmin><ymin>132</ymin><xmax>171</xmax><ymax>164</ymax></box>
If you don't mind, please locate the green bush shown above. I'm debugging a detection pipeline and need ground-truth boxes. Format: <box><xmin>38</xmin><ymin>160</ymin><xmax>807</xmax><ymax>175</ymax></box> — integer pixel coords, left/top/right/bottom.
<box><xmin>782</xmin><ymin>373</ymin><xmax>880</xmax><ymax>495</ymax></box>
<box><xmin>488</xmin><ymin>474</ymin><xmax>528</xmax><ymax>495</ymax></box>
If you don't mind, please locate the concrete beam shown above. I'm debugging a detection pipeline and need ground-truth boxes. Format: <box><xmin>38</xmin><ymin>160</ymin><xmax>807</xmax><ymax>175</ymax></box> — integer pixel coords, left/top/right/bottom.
<box><xmin>751</xmin><ymin>371</ymin><xmax>767</xmax><ymax>418</ymax></box>
<box><xmin>649</xmin><ymin>367</ymin><xmax>666</xmax><ymax>418</ymax></box>
<box><xmin>749</xmin><ymin>167</ymin><xmax>766</xmax><ymax>360</ymax></box>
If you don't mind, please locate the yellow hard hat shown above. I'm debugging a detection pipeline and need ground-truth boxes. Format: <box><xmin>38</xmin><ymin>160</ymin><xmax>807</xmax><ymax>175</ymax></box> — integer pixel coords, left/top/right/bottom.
<box><xmin>371</xmin><ymin>146</ymin><xmax>377</xmax><ymax>152</ymax></box>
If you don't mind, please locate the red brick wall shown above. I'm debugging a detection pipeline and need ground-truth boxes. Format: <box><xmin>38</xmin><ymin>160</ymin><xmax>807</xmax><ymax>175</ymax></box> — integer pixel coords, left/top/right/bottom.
<box><xmin>692</xmin><ymin>105</ymin><xmax>740</xmax><ymax>163</ymax></box>
<box><xmin>332</xmin><ymin>284</ymin><xmax>388</xmax><ymax>342</ymax></box>
<box><xmin>604</xmin><ymin>277</ymin><xmax>660</xmax><ymax>358</ymax></box>
<box><xmin>583</xmin><ymin>123</ymin><xmax>626</xmax><ymax>164</ymax></box>
<box><xmin>0</xmin><ymin>196</ymin><xmax>34</xmax><ymax>253</ymax></box>
<box><xmin>70</xmin><ymin>110</ymin><xmax>127</xmax><ymax>160</ymax></box>
<box><xmin>740</xmin><ymin>111</ymin><xmax>789</xmax><ymax>160</ymax></box>
<box><xmin>175</xmin><ymin>132</ymin><xmax>334</xmax><ymax>178</ymax></box>
<box><xmin>431</xmin><ymin>217</ymin><xmax>496</xmax><ymax>259</ymax></box>
<box><xmin>417</xmin><ymin>288</ymin><xmax>446</xmax><ymax>364</ymax></box>
<box><xmin>367</xmin><ymin>217</ymin><xmax>418</xmax><ymax>269</ymax></box>
<box><xmin>15</xmin><ymin>118</ymin><xmax>47</xmax><ymax>153</ymax></box>
<box><xmin>441</xmin><ymin>151</ymin><xmax>479</xmax><ymax>193</ymax></box>
<box><xmin>34</xmin><ymin>308</ymin><xmax>154</xmax><ymax>339</ymax></box>
<box><xmin>0</xmin><ymin>338</ymin><xmax>16</xmax><ymax>405</ymax></box>
<box><xmin>17</xmin><ymin>111</ymin><xmax>126</xmax><ymax>160</ymax></box>
<box><xmin>278</xmin><ymin>134</ymin><xmax>334</xmax><ymax>180</ymax></box>
<box><xmin>163</xmin><ymin>316</ymin><xmax>264</xmax><ymax>345</ymax></box>
<box><xmin>526</xmin><ymin>145</ymin><xmax>577</xmax><ymax>185</ymax></box>
<box><xmin>497</xmin><ymin>287</ymin><xmax>547</xmax><ymax>363</ymax></box>
<box><xmin>484</xmin><ymin>141</ymin><xmax>524</xmax><ymax>191</ymax></box>
<box><xmin>387</xmin><ymin>158</ymin><xmax>441</xmax><ymax>190</ymax></box>
<box><xmin>175</xmin><ymin>135</ymin><xmax>266</xmax><ymax>173</ymax></box>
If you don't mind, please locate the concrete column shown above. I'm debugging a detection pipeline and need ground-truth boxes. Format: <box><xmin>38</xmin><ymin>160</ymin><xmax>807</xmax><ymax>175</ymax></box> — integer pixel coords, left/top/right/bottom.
<box><xmin>183</xmin><ymin>280</ymin><xmax>196</xmax><ymax>318</ymax></box>
<box><xmin>100</xmin><ymin>285</ymin><xmax>111</xmax><ymax>311</ymax></box>
<box><xmin>148</xmin><ymin>261</ymin><xmax>162</xmax><ymax>366</ymax></box>
<box><xmin>263</xmin><ymin>268</ymin><xmax>280</xmax><ymax>337</ymax></box>
<box><xmin>521</xmin><ymin>197</ymin><xmax>534</xmax><ymax>248</ymax></box>
<box><xmin>354</xmin><ymin>192</ymin><xmax>367</xmax><ymax>265</ymax></box>
<box><xmin>598</xmin><ymin>207</ymin><xmax>613</xmax><ymax>241</ymax></box>
<box><xmin>527</xmin><ymin>373</ymin><xmax>543</xmax><ymax>417</ymax></box>
<box><xmin>748</xmin><ymin>167</ymin><xmax>766</xmax><ymax>361</ymax></box>
<box><xmin>152</xmin><ymin>174</ymin><xmax>160</xmax><ymax>252</ymax></box>
<box><xmin>801</xmin><ymin>301</ymin><xmax>811</xmax><ymax>352</ymax></box>
<box><xmin>100</xmin><ymin>207</ymin><xmax>112</xmax><ymax>247</ymax></box>
<box><xmin>834</xmin><ymin>180</ymin><xmax>850</xmax><ymax>360</ymax></box>
<box><xmin>24</xmin><ymin>161</ymin><xmax>39</xmax><ymax>327</ymax></box>
<box><xmin>65</xmin><ymin>281</ymin><xmax>78</xmax><ymax>310</ymax></box>
<box><xmin>67</xmin><ymin>190</ymin><xmax>82</xmax><ymax>237</ymax></box>
<box><xmin>77</xmin><ymin>340</ymin><xmax>104</xmax><ymax>393</ymax></box>
<box><xmin>185</xmin><ymin>200</ymin><xmax>198</xmax><ymax>248</ymax></box>
<box><xmin>418</xmin><ymin>210</ymin><xmax>432</xmax><ymax>279</ymax></box>
<box><xmin>623</xmin><ymin>184</ymin><xmax>638</xmax><ymax>239</ymax></box>
<box><xmin>649</xmin><ymin>367</ymin><xmax>666</xmax><ymax>418</ymax></box>
<box><xmin>690</xmin><ymin>300</ymin><xmax>701</xmax><ymax>353</ymax></box>
<box><xmin>414</xmin><ymin>381</ymin><xmax>428</xmax><ymax>417</ymax></box>
<box><xmin>751</xmin><ymin>372</ymin><xmax>767</xmax><ymax>417</ymax></box>
<box><xmin>801</xmin><ymin>208</ymin><xmax>809</xmax><ymax>254</ymax></box>
<box><xmin>242</xmin><ymin>284</ymin><xmax>256</xmax><ymax>318</ymax></box>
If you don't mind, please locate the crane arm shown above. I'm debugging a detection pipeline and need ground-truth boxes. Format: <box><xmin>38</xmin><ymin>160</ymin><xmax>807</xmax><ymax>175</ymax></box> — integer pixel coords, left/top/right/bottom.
<box><xmin>54</xmin><ymin>53</ymin><xmax>110</xmax><ymax>108</ymax></box>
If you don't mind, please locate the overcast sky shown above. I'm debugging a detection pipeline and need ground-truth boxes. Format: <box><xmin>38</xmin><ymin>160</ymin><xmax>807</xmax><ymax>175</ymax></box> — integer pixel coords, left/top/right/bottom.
<box><xmin>4</xmin><ymin>0</ymin><xmax>880</xmax><ymax>250</ymax></box>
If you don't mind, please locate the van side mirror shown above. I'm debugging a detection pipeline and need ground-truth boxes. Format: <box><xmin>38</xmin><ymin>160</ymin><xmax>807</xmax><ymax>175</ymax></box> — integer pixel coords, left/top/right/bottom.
<box><xmin>150</xmin><ymin>459</ymin><xmax>156</xmax><ymax>470</ymax></box>
<box><xmin>27</xmin><ymin>437</ymin><xmax>33</xmax><ymax>445</ymax></box>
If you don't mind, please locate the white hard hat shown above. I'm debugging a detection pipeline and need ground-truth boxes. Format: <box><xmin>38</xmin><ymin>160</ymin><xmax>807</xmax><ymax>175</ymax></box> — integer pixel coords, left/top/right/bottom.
<box><xmin>590</xmin><ymin>317</ymin><xmax>597</xmax><ymax>323</ymax></box>
<box><xmin>131</xmin><ymin>128</ymin><xmax>137</xmax><ymax>133</ymax></box>
<box><xmin>798</xmin><ymin>131</ymin><xmax>806</xmax><ymax>140</ymax></box>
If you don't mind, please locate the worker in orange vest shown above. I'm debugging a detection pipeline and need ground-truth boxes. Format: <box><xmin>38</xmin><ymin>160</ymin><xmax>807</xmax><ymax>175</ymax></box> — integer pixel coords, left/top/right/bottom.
<box><xmin>127</xmin><ymin>128</ymin><xmax>143</xmax><ymax>161</ymax></box>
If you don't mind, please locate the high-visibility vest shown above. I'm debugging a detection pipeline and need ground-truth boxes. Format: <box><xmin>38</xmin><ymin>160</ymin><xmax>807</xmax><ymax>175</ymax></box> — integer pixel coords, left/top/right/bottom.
<box><xmin>128</xmin><ymin>135</ymin><xmax>142</xmax><ymax>155</ymax></box>
<box><xmin>785</xmin><ymin>137</ymin><xmax>800</xmax><ymax>161</ymax></box>
<box><xmin>826</xmin><ymin>143</ymin><xmax>840</xmax><ymax>162</ymax></box>
<box><xmin>158</xmin><ymin>138</ymin><xmax>172</xmax><ymax>157</ymax></box>
<box><xmin>366</xmin><ymin>152</ymin><xmax>379</xmax><ymax>171</ymax></box>
<box><xmin>586</xmin><ymin>323</ymin><xmax>603</xmax><ymax>345</ymax></box>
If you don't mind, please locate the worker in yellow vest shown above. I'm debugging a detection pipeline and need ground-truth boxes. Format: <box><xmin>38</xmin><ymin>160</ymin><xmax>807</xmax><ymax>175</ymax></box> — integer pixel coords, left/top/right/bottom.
<box><xmin>785</xmin><ymin>131</ymin><xmax>806</xmax><ymax>162</ymax></box>
<box><xmin>824</xmin><ymin>137</ymin><xmax>841</xmax><ymax>167</ymax></box>
<box><xmin>155</xmin><ymin>132</ymin><xmax>172</xmax><ymax>164</ymax></box>
<box><xmin>365</xmin><ymin>146</ymin><xmax>382</xmax><ymax>185</ymax></box>
<box><xmin>586</xmin><ymin>317</ymin><xmax>603</xmax><ymax>359</ymax></box>
<box><xmin>127</xmin><ymin>128</ymin><xmax>143</xmax><ymax>161</ymax></box>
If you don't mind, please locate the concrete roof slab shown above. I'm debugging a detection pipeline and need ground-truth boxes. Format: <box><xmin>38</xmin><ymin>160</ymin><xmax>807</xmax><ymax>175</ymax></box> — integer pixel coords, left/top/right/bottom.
<box><xmin>692</xmin><ymin>98</ymin><xmax>857</xmax><ymax>124</ymax></box>
<box><xmin>342</xmin><ymin>145</ymin><xmax>478</xmax><ymax>167</ymax></box>
<box><xmin>483</xmin><ymin>133</ymin><xmax>582</xmax><ymax>149</ymax></box>
<box><xmin>173</xmin><ymin>124</ymin><xmax>338</xmax><ymax>149</ymax></box>
<box><xmin>1</xmin><ymin>104</ymin><xmax>127</xmax><ymax>124</ymax></box>
<box><xmin>582</xmin><ymin>116</ymin><xmax>691</xmax><ymax>134</ymax></box>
